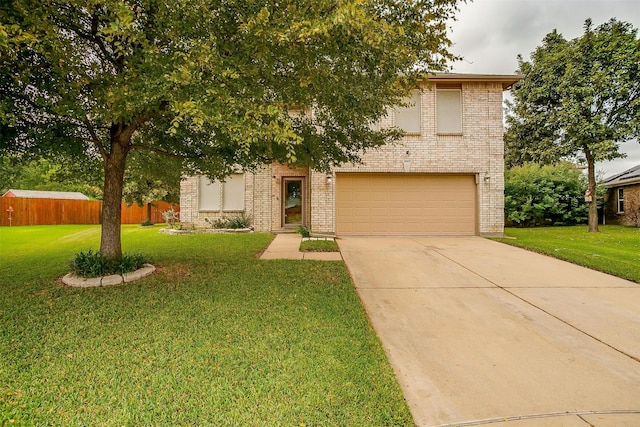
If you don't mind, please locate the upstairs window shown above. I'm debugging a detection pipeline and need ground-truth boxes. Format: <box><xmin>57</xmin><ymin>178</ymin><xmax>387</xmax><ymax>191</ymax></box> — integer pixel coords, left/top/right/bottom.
<box><xmin>394</xmin><ymin>90</ymin><xmax>421</xmax><ymax>134</ymax></box>
<box><xmin>199</xmin><ymin>174</ymin><xmax>245</xmax><ymax>212</ymax></box>
<box><xmin>617</xmin><ymin>188</ymin><xmax>624</xmax><ymax>213</ymax></box>
<box><xmin>437</xmin><ymin>85</ymin><xmax>462</xmax><ymax>134</ymax></box>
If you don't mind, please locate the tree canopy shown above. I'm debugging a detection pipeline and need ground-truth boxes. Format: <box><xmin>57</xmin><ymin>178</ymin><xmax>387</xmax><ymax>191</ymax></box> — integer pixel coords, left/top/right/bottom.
<box><xmin>505</xmin><ymin>18</ymin><xmax>640</xmax><ymax>232</ymax></box>
<box><xmin>1</xmin><ymin>0</ymin><xmax>462</xmax><ymax>257</ymax></box>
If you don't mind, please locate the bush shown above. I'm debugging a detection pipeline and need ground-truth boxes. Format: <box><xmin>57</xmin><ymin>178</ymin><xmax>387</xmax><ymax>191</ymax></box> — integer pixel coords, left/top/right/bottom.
<box><xmin>140</xmin><ymin>220</ymin><xmax>154</xmax><ymax>226</ymax></box>
<box><xmin>296</xmin><ymin>225</ymin><xmax>310</xmax><ymax>237</ymax></box>
<box><xmin>224</xmin><ymin>213</ymin><xmax>252</xmax><ymax>229</ymax></box>
<box><xmin>162</xmin><ymin>207</ymin><xmax>179</xmax><ymax>228</ymax></box>
<box><xmin>505</xmin><ymin>162</ymin><xmax>590</xmax><ymax>227</ymax></box>
<box><xmin>205</xmin><ymin>213</ymin><xmax>252</xmax><ymax>229</ymax></box>
<box><xmin>69</xmin><ymin>250</ymin><xmax>150</xmax><ymax>278</ymax></box>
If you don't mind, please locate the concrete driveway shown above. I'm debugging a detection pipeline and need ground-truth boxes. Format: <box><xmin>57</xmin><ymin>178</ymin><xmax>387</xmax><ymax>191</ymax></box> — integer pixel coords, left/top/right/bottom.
<box><xmin>338</xmin><ymin>237</ymin><xmax>640</xmax><ymax>427</ymax></box>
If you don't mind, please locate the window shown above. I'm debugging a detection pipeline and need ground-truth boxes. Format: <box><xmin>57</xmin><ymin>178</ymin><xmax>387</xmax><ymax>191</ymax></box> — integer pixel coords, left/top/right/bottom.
<box><xmin>199</xmin><ymin>178</ymin><xmax>221</xmax><ymax>211</ymax></box>
<box><xmin>617</xmin><ymin>188</ymin><xmax>624</xmax><ymax>213</ymax></box>
<box><xmin>437</xmin><ymin>87</ymin><xmax>462</xmax><ymax>134</ymax></box>
<box><xmin>394</xmin><ymin>90</ymin><xmax>421</xmax><ymax>134</ymax></box>
<box><xmin>199</xmin><ymin>174</ymin><xmax>244</xmax><ymax>211</ymax></box>
<box><xmin>222</xmin><ymin>174</ymin><xmax>244</xmax><ymax>211</ymax></box>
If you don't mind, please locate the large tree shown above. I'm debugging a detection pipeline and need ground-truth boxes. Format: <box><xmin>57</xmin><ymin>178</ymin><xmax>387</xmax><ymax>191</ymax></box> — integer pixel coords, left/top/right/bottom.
<box><xmin>505</xmin><ymin>19</ymin><xmax>640</xmax><ymax>232</ymax></box>
<box><xmin>1</xmin><ymin>0</ymin><xmax>461</xmax><ymax>258</ymax></box>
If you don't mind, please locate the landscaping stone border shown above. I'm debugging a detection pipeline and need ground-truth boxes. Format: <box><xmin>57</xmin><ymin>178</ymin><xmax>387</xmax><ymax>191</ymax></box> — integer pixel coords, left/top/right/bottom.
<box><xmin>158</xmin><ymin>228</ymin><xmax>253</xmax><ymax>235</ymax></box>
<box><xmin>62</xmin><ymin>264</ymin><xmax>156</xmax><ymax>288</ymax></box>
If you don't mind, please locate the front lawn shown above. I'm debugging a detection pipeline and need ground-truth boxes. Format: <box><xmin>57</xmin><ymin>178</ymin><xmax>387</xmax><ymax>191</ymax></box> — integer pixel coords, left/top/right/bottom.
<box><xmin>300</xmin><ymin>239</ymin><xmax>340</xmax><ymax>252</ymax></box>
<box><xmin>494</xmin><ymin>225</ymin><xmax>640</xmax><ymax>283</ymax></box>
<box><xmin>0</xmin><ymin>225</ymin><xmax>412</xmax><ymax>426</ymax></box>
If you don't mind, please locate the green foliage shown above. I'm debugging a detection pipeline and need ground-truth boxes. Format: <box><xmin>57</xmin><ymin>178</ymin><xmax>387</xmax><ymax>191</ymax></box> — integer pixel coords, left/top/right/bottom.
<box><xmin>206</xmin><ymin>213</ymin><xmax>253</xmax><ymax>229</ymax></box>
<box><xmin>296</xmin><ymin>225</ymin><xmax>311</xmax><ymax>238</ymax></box>
<box><xmin>161</xmin><ymin>207</ymin><xmax>180</xmax><ymax>229</ymax></box>
<box><xmin>122</xmin><ymin>151</ymin><xmax>181</xmax><ymax>206</ymax></box>
<box><xmin>495</xmin><ymin>225</ymin><xmax>640</xmax><ymax>283</ymax></box>
<box><xmin>1</xmin><ymin>0</ymin><xmax>462</xmax><ymax>258</ymax></box>
<box><xmin>221</xmin><ymin>213</ymin><xmax>252</xmax><ymax>229</ymax></box>
<box><xmin>69</xmin><ymin>249</ymin><xmax>150</xmax><ymax>277</ymax></box>
<box><xmin>140</xmin><ymin>219</ymin><xmax>153</xmax><ymax>227</ymax></box>
<box><xmin>0</xmin><ymin>156</ymin><xmax>103</xmax><ymax>198</ymax></box>
<box><xmin>505</xmin><ymin>19</ymin><xmax>640</xmax><ymax>231</ymax></box>
<box><xmin>505</xmin><ymin>163</ymin><xmax>589</xmax><ymax>227</ymax></box>
<box><xmin>506</xmin><ymin>19</ymin><xmax>640</xmax><ymax>167</ymax></box>
<box><xmin>0</xmin><ymin>226</ymin><xmax>412</xmax><ymax>425</ymax></box>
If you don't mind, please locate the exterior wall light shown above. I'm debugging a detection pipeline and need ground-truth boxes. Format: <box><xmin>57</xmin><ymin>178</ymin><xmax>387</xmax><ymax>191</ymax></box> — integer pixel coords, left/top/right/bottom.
<box><xmin>326</xmin><ymin>174</ymin><xmax>333</xmax><ymax>184</ymax></box>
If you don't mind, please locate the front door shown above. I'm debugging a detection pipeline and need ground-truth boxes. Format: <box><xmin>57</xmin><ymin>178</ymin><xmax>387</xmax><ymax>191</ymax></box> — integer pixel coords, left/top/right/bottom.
<box><xmin>283</xmin><ymin>178</ymin><xmax>304</xmax><ymax>227</ymax></box>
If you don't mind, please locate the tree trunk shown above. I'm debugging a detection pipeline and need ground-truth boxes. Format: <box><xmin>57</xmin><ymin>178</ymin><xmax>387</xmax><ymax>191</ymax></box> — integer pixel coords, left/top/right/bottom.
<box><xmin>586</xmin><ymin>151</ymin><xmax>599</xmax><ymax>232</ymax></box>
<box><xmin>100</xmin><ymin>130</ymin><xmax>130</xmax><ymax>259</ymax></box>
<box><xmin>146</xmin><ymin>202</ymin><xmax>152</xmax><ymax>223</ymax></box>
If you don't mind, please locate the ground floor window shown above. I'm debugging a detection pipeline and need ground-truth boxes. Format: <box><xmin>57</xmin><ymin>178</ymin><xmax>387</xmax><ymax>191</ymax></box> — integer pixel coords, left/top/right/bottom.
<box><xmin>617</xmin><ymin>188</ymin><xmax>624</xmax><ymax>213</ymax></box>
<box><xmin>199</xmin><ymin>174</ymin><xmax>244</xmax><ymax>211</ymax></box>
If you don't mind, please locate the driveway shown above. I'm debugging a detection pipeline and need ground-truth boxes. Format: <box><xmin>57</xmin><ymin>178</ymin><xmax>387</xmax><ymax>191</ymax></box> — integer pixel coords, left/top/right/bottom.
<box><xmin>338</xmin><ymin>237</ymin><xmax>640</xmax><ymax>427</ymax></box>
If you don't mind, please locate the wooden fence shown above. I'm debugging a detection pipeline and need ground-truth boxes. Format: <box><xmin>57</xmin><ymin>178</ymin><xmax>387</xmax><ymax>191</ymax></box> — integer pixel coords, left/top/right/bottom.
<box><xmin>0</xmin><ymin>198</ymin><xmax>178</xmax><ymax>226</ymax></box>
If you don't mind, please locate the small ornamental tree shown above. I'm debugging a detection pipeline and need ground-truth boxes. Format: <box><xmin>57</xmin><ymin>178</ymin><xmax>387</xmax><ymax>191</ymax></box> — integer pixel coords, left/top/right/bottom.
<box><xmin>505</xmin><ymin>19</ymin><xmax>640</xmax><ymax>232</ymax></box>
<box><xmin>1</xmin><ymin>0</ymin><xmax>462</xmax><ymax>259</ymax></box>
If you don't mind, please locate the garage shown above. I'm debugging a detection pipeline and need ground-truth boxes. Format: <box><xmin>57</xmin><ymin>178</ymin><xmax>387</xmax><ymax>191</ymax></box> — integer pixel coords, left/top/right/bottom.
<box><xmin>335</xmin><ymin>174</ymin><xmax>477</xmax><ymax>235</ymax></box>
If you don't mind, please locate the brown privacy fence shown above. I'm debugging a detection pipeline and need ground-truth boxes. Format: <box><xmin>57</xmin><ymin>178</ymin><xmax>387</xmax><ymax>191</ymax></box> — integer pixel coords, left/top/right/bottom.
<box><xmin>0</xmin><ymin>198</ymin><xmax>178</xmax><ymax>226</ymax></box>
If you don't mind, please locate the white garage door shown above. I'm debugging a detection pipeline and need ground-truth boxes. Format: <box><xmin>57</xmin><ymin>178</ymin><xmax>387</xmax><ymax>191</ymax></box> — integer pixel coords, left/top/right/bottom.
<box><xmin>336</xmin><ymin>174</ymin><xmax>477</xmax><ymax>235</ymax></box>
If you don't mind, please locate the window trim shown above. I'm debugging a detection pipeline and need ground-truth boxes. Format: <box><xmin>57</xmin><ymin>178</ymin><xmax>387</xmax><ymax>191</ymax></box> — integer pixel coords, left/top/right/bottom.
<box><xmin>393</xmin><ymin>90</ymin><xmax>421</xmax><ymax>135</ymax></box>
<box><xmin>617</xmin><ymin>188</ymin><xmax>624</xmax><ymax>213</ymax></box>
<box><xmin>198</xmin><ymin>174</ymin><xmax>245</xmax><ymax>213</ymax></box>
<box><xmin>436</xmin><ymin>86</ymin><xmax>463</xmax><ymax>135</ymax></box>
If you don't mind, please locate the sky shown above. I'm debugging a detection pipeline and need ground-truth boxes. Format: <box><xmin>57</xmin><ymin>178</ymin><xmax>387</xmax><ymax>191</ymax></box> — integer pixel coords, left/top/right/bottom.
<box><xmin>447</xmin><ymin>0</ymin><xmax>640</xmax><ymax>178</ymax></box>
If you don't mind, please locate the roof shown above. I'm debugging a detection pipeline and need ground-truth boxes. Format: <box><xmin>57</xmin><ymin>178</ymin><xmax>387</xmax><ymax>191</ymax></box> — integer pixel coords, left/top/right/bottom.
<box><xmin>603</xmin><ymin>165</ymin><xmax>640</xmax><ymax>188</ymax></box>
<box><xmin>2</xmin><ymin>189</ymin><xmax>90</xmax><ymax>200</ymax></box>
<box><xmin>428</xmin><ymin>73</ymin><xmax>524</xmax><ymax>90</ymax></box>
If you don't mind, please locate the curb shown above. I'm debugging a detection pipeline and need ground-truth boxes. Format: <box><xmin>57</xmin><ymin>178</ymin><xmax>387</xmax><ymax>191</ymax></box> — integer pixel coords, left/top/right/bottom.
<box><xmin>62</xmin><ymin>264</ymin><xmax>156</xmax><ymax>288</ymax></box>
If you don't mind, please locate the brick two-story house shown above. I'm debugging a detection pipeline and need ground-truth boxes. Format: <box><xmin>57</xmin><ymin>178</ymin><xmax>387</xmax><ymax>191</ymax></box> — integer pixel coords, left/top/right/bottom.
<box><xmin>603</xmin><ymin>165</ymin><xmax>640</xmax><ymax>227</ymax></box>
<box><xmin>180</xmin><ymin>73</ymin><xmax>521</xmax><ymax>237</ymax></box>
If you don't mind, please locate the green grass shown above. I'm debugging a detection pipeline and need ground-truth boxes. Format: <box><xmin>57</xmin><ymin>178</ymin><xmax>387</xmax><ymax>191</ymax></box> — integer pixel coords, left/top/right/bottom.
<box><xmin>300</xmin><ymin>239</ymin><xmax>340</xmax><ymax>252</ymax></box>
<box><xmin>0</xmin><ymin>225</ymin><xmax>412</xmax><ymax>426</ymax></box>
<box><xmin>494</xmin><ymin>225</ymin><xmax>640</xmax><ymax>283</ymax></box>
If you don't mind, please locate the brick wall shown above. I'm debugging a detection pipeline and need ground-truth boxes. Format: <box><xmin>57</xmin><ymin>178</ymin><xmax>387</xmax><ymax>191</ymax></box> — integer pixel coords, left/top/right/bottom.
<box><xmin>180</xmin><ymin>80</ymin><xmax>508</xmax><ymax>236</ymax></box>
<box><xmin>311</xmin><ymin>81</ymin><xmax>507</xmax><ymax>236</ymax></box>
<box><xmin>605</xmin><ymin>184</ymin><xmax>640</xmax><ymax>226</ymax></box>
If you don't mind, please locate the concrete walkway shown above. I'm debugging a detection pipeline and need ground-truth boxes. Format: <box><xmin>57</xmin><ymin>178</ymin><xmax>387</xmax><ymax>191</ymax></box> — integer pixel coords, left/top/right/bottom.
<box><xmin>338</xmin><ymin>236</ymin><xmax>640</xmax><ymax>427</ymax></box>
<box><xmin>259</xmin><ymin>233</ymin><xmax>343</xmax><ymax>261</ymax></box>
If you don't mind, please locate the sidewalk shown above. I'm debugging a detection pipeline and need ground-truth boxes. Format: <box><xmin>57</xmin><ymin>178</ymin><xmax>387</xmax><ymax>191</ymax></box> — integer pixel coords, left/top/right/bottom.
<box><xmin>260</xmin><ymin>233</ymin><xmax>343</xmax><ymax>261</ymax></box>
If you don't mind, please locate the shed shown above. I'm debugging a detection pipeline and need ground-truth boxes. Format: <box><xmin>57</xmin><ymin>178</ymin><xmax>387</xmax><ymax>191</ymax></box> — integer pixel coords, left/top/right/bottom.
<box><xmin>2</xmin><ymin>189</ymin><xmax>90</xmax><ymax>200</ymax></box>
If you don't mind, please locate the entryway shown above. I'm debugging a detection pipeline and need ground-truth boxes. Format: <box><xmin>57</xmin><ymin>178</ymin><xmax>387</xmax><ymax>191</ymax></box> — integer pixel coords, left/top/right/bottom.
<box><xmin>282</xmin><ymin>177</ymin><xmax>304</xmax><ymax>227</ymax></box>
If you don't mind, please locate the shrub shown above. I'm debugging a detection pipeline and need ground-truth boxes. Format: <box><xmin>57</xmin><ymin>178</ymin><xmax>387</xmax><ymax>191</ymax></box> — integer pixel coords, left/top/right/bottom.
<box><xmin>206</xmin><ymin>213</ymin><xmax>252</xmax><ymax>229</ymax></box>
<box><xmin>69</xmin><ymin>250</ymin><xmax>150</xmax><ymax>278</ymax></box>
<box><xmin>224</xmin><ymin>213</ymin><xmax>252</xmax><ymax>229</ymax></box>
<box><xmin>296</xmin><ymin>225</ymin><xmax>310</xmax><ymax>237</ymax></box>
<box><xmin>505</xmin><ymin>162</ymin><xmax>590</xmax><ymax>227</ymax></box>
<box><xmin>140</xmin><ymin>220</ymin><xmax>154</xmax><ymax>226</ymax></box>
<box><xmin>162</xmin><ymin>207</ymin><xmax>179</xmax><ymax>228</ymax></box>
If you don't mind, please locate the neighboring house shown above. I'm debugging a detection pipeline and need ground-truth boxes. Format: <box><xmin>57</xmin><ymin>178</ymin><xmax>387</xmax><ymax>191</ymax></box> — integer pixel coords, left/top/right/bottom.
<box><xmin>603</xmin><ymin>165</ymin><xmax>640</xmax><ymax>226</ymax></box>
<box><xmin>2</xmin><ymin>189</ymin><xmax>90</xmax><ymax>200</ymax></box>
<box><xmin>180</xmin><ymin>73</ymin><xmax>521</xmax><ymax>236</ymax></box>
